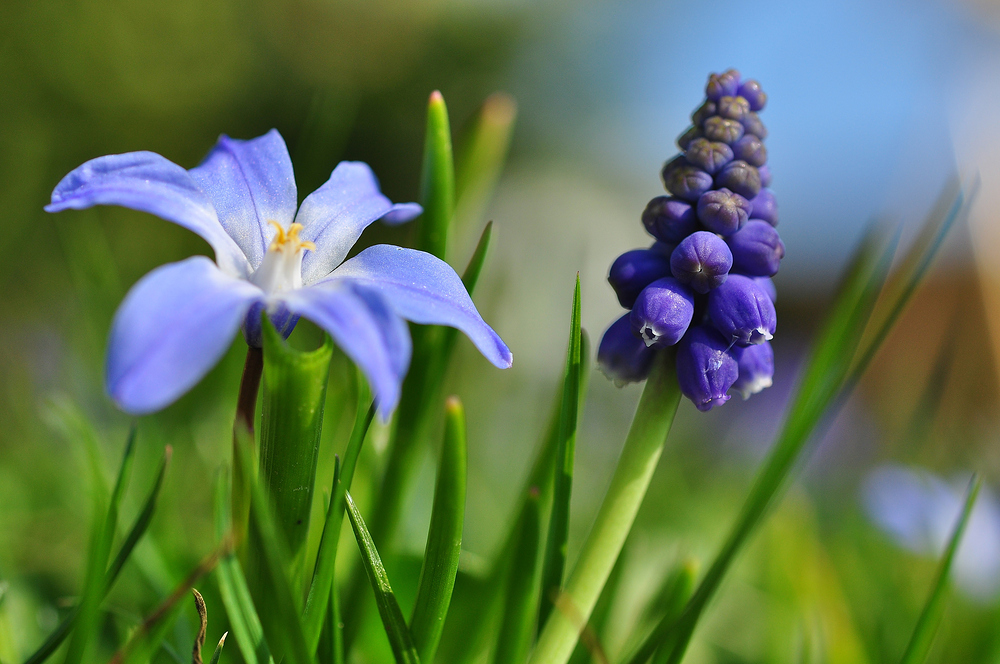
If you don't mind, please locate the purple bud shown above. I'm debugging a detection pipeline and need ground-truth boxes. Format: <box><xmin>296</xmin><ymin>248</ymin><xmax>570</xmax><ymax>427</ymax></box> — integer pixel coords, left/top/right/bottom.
<box><xmin>608</xmin><ymin>248</ymin><xmax>673</xmax><ymax>309</ymax></box>
<box><xmin>731</xmin><ymin>341</ymin><xmax>774</xmax><ymax>399</ymax></box>
<box><xmin>661</xmin><ymin>158</ymin><xmax>713</xmax><ymax>202</ymax></box>
<box><xmin>758</xmin><ymin>164</ymin><xmax>772</xmax><ymax>188</ymax></box>
<box><xmin>677</xmin><ymin>125</ymin><xmax>703</xmax><ymax>150</ymax></box>
<box><xmin>685</xmin><ymin>138</ymin><xmax>734</xmax><ymax>174</ymax></box>
<box><xmin>706</xmin><ymin>70</ymin><xmax>739</xmax><ymax>101</ymax></box>
<box><xmin>741</xmin><ymin>112</ymin><xmax>768</xmax><ymax>140</ymax></box>
<box><xmin>598</xmin><ymin>313</ymin><xmax>656</xmax><ymax>386</ymax></box>
<box><xmin>676</xmin><ymin>325</ymin><xmax>739</xmax><ymax>411</ymax></box>
<box><xmin>630</xmin><ymin>277</ymin><xmax>695</xmax><ymax>348</ymax></box>
<box><xmin>737</xmin><ymin>79</ymin><xmax>767</xmax><ymax>111</ymax></box>
<box><xmin>697</xmin><ymin>188</ymin><xmax>752</xmax><ymax>236</ymax></box>
<box><xmin>731</xmin><ymin>135</ymin><xmax>767</xmax><ymax>167</ymax></box>
<box><xmin>755</xmin><ymin>276</ymin><xmax>777</xmax><ymax>303</ymax></box>
<box><xmin>691</xmin><ymin>100</ymin><xmax>717</xmax><ymax>126</ymax></box>
<box><xmin>707</xmin><ymin>274</ymin><xmax>776</xmax><ymax>345</ymax></box>
<box><xmin>702</xmin><ymin>116</ymin><xmax>745</xmax><ymax>144</ymax></box>
<box><xmin>748</xmin><ymin>188</ymin><xmax>778</xmax><ymax>225</ymax></box>
<box><xmin>671</xmin><ymin>231</ymin><xmax>733</xmax><ymax>294</ymax></box>
<box><xmin>641</xmin><ymin>196</ymin><xmax>699</xmax><ymax>243</ymax></box>
<box><xmin>725</xmin><ymin>220</ymin><xmax>785</xmax><ymax>277</ymax></box>
<box><xmin>715</xmin><ymin>160</ymin><xmax>761</xmax><ymax>200</ymax></box>
<box><xmin>717</xmin><ymin>95</ymin><xmax>749</xmax><ymax>121</ymax></box>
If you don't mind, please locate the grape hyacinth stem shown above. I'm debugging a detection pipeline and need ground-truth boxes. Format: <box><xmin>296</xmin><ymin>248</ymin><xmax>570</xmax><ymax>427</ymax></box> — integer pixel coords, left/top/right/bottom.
<box><xmin>528</xmin><ymin>351</ymin><xmax>681</xmax><ymax>664</ymax></box>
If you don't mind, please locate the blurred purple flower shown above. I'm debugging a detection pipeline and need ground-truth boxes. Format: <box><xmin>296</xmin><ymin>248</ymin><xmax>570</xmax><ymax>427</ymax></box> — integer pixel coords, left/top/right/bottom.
<box><xmin>46</xmin><ymin>130</ymin><xmax>512</xmax><ymax>416</ymax></box>
<box><xmin>863</xmin><ymin>465</ymin><xmax>1000</xmax><ymax>603</ymax></box>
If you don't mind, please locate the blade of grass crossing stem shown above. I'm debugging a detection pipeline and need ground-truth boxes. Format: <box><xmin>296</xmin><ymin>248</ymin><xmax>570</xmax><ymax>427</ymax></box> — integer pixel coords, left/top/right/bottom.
<box><xmin>454</xmin><ymin>93</ymin><xmax>517</xmax><ymax>231</ymax></box>
<box><xmin>568</xmin><ymin>543</ymin><xmax>627</xmax><ymax>664</ymax></box>
<box><xmin>304</xmin><ymin>374</ymin><xmax>375</xmax><ymax>651</ymax></box>
<box><xmin>899</xmin><ymin>476</ymin><xmax>982</xmax><ymax>664</ymax></box>
<box><xmin>213</xmin><ymin>468</ymin><xmax>272</xmax><ymax>664</ymax></box>
<box><xmin>538</xmin><ymin>276</ymin><xmax>583</xmax><ymax>629</ymax></box>
<box><xmin>237</xmin><ymin>432</ymin><xmax>313</xmax><ymax>664</ymax></box>
<box><xmin>528</xmin><ymin>350</ymin><xmax>681</xmax><ymax>664</ymax></box>
<box><xmin>410</xmin><ymin>397</ymin><xmax>468</xmax><ymax>663</ymax></box>
<box><xmin>344</xmin><ymin>491</ymin><xmax>420</xmax><ymax>664</ymax></box>
<box><xmin>493</xmin><ymin>490</ymin><xmax>542</xmax><ymax>664</ymax></box>
<box><xmin>623</xmin><ymin>560</ymin><xmax>697</xmax><ymax>664</ymax></box>
<box><xmin>661</xmin><ymin>228</ymin><xmax>908</xmax><ymax>664</ymax></box>
<box><xmin>419</xmin><ymin>90</ymin><xmax>455</xmax><ymax>261</ymax></box>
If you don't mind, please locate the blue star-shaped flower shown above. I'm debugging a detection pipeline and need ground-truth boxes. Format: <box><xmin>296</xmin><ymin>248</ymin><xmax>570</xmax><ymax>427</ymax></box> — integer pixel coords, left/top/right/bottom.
<box><xmin>46</xmin><ymin>130</ymin><xmax>512</xmax><ymax>416</ymax></box>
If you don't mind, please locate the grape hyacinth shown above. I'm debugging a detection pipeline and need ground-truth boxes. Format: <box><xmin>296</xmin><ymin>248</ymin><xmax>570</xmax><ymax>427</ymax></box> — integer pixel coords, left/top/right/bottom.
<box><xmin>598</xmin><ymin>69</ymin><xmax>784</xmax><ymax>411</ymax></box>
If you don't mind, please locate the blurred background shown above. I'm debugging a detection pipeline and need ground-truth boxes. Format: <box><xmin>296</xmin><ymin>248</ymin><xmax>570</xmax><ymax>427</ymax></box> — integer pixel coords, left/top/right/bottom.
<box><xmin>4</xmin><ymin>0</ymin><xmax>1000</xmax><ymax>662</ymax></box>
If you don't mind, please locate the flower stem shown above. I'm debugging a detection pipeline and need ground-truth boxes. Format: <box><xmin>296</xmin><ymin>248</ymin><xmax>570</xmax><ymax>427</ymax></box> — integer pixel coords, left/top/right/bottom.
<box><xmin>527</xmin><ymin>350</ymin><xmax>681</xmax><ymax>664</ymax></box>
<box><xmin>232</xmin><ymin>346</ymin><xmax>263</xmax><ymax>548</ymax></box>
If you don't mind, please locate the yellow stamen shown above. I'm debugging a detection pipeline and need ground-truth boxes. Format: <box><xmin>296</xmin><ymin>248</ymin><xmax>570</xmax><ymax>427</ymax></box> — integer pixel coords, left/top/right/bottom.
<box><xmin>267</xmin><ymin>220</ymin><xmax>316</xmax><ymax>252</ymax></box>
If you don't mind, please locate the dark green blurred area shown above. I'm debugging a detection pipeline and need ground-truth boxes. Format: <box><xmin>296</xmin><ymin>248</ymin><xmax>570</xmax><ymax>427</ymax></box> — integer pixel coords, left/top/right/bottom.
<box><xmin>2</xmin><ymin>2</ymin><xmax>1000</xmax><ymax>664</ymax></box>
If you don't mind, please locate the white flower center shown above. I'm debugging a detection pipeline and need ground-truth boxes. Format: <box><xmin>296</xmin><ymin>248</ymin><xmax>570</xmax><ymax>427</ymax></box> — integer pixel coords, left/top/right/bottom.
<box><xmin>250</xmin><ymin>220</ymin><xmax>315</xmax><ymax>295</ymax></box>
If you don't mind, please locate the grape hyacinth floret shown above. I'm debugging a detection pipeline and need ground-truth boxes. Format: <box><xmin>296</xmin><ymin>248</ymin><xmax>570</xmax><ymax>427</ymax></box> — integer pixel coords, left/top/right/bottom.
<box><xmin>599</xmin><ymin>70</ymin><xmax>783</xmax><ymax>411</ymax></box>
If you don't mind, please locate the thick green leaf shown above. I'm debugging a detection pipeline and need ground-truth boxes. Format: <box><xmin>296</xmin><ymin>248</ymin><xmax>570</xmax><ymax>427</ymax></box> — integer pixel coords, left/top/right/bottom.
<box><xmin>410</xmin><ymin>397</ymin><xmax>468</xmax><ymax>663</ymax></box>
<box><xmin>493</xmin><ymin>490</ymin><xmax>541</xmax><ymax>664</ymax></box>
<box><xmin>528</xmin><ymin>350</ymin><xmax>681</xmax><ymax>664</ymax></box>
<box><xmin>899</xmin><ymin>476</ymin><xmax>982</xmax><ymax>664</ymax></box>
<box><xmin>237</xmin><ymin>431</ymin><xmax>314</xmax><ymax>664</ymax></box>
<box><xmin>259</xmin><ymin>315</ymin><xmax>333</xmax><ymax>567</ymax></box>
<box><xmin>419</xmin><ymin>90</ymin><xmax>455</xmax><ymax>261</ymax></box>
<box><xmin>538</xmin><ymin>275</ymin><xmax>583</xmax><ymax>629</ymax></box>
<box><xmin>303</xmin><ymin>374</ymin><xmax>375</xmax><ymax>652</ymax></box>
<box><xmin>344</xmin><ymin>491</ymin><xmax>420</xmax><ymax>664</ymax></box>
<box><xmin>213</xmin><ymin>468</ymin><xmax>272</xmax><ymax>664</ymax></box>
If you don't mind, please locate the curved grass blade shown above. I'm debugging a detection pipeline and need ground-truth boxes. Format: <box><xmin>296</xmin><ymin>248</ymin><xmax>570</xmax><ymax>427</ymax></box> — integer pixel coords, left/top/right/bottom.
<box><xmin>410</xmin><ymin>397</ymin><xmax>468</xmax><ymax>663</ymax></box>
<box><xmin>213</xmin><ymin>468</ymin><xmax>272</xmax><ymax>664</ymax></box>
<box><xmin>493</xmin><ymin>490</ymin><xmax>541</xmax><ymax>664</ymax></box>
<box><xmin>538</xmin><ymin>275</ymin><xmax>583</xmax><ymax>629</ymax></box>
<box><xmin>660</xmin><ymin>186</ymin><xmax>969</xmax><ymax>664</ymax></box>
<box><xmin>568</xmin><ymin>541</ymin><xmax>627</xmax><ymax>664</ymax></box>
<box><xmin>345</xmin><ymin>490</ymin><xmax>420</xmax><ymax>664</ymax></box>
<box><xmin>303</xmin><ymin>373</ymin><xmax>375</xmax><ymax>652</ymax></box>
<box><xmin>899</xmin><ymin>475</ymin><xmax>981</xmax><ymax>664</ymax></box>
<box><xmin>621</xmin><ymin>559</ymin><xmax>697</xmax><ymax>664</ymax></box>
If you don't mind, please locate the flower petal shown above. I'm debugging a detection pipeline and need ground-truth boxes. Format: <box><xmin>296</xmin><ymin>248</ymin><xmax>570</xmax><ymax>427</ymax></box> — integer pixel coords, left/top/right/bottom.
<box><xmin>279</xmin><ymin>282</ymin><xmax>411</xmax><ymax>416</ymax></box>
<box><xmin>45</xmin><ymin>151</ymin><xmax>250</xmax><ymax>277</ymax></box>
<box><xmin>295</xmin><ymin>162</ymin><xmax>422</xmax><ymax>284</ymax></box>
<box><xmin>325</xmin><ymin>245</ymin><xmax>512</xmax><ymax>368</ymax></box>
<box><xmin>106</xmin><ymin>256</ymin><xmax>264</xmax><ymax>415</ymax></box>
<box><xmin>188</xmin><ymin>130</ymin><xmax>298</xmax><ymax>270</ymax></box>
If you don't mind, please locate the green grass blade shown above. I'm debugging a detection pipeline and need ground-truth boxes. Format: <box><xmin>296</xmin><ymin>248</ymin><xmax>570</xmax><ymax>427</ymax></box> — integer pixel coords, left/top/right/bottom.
<box><xmin>419</xmin><ymin>90</ymin><xmax>455</xmax><ymax>260</ymax></box>
<box><xmin>213</xmin><ymin>468</ymin><xmax>272</xmax><ymax>664</ymax></box>
<box><xmin>454</xmin><ymin>93</ymin><xmax>517</xmax><ymax>230</ymax></box>
<box><xmin>105</xmin><ymin>445</ymin><xmax>172</xmax><ymax>588</ymax></box>
<box><xmin>493</xmin><ymin>490</ymin><xmax>542</xmax><ymax>664</ymax></box>
<box><xmin>528</xmin><ymin>350</ymin><xmax>681</xmax><ymax>664</ymax></box>
<box><xmin>208</xmin><ymin>633</ymin><xmax>228</xmax><ymax>664</ymax></box>
<box><xmin>303</xmin><ymin>376</ymin><xmax>375</xmax><ymax>652</ymax></box>
<box><xmin>344</xmin><ymin>491</ymin><xmax>420</xmax><ymax>664</ymax></box>
<box><xmin>622</xmin><ymin>560</ymin><xmax>697</xmax><ymax>664</ymax></box>
<box><xmin>567</xmin><ymin>540</ymin><xmax>627</xmax><ymax>664</ymax></box>
<box><xmin>899</xmin><ymin>476</ymin><xmax>982</xmax><ymax>664</ymax></box>
<box><xmin>107</xmin><ymin>426</ymin><xmax>138</xmax><ymax>533</ymax></box>
<box><xmin>538</xmin><ymin>275</ymin><xmax>583</xmax><ymax>629</ymax></box>
<box><xmin>410</xmin><ymin>397</ymin><xmax>468</xmax><ymax>663</ymax></box>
